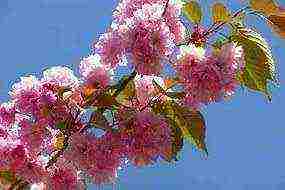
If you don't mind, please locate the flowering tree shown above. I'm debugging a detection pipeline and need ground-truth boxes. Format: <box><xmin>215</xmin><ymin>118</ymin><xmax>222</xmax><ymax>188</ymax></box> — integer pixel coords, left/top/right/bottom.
<box><xmin>0</xmin><ymin>0</ymin><xmax>284</xmax><ymax>189</ymax></box>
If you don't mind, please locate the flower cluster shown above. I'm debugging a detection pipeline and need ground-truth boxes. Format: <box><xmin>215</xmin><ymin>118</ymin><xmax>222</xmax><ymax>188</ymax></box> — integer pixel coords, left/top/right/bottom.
<box><xmin>0</xmin><ymin>0</ymin><xmax>250</xmax><ymax>189</ymax></box>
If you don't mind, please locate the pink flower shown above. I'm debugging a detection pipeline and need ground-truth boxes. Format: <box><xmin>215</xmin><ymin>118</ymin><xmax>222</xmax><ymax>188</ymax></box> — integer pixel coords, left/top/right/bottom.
<box><xmin>41</xmin><ymin>66</ymin><xmax>79</xmax><ymax>89</ymax></box>
<box><xmin>119</xmin><ymin>111</ymin><xmax>171</xmax><ymax>166</ymax></box>
<box><xmin>15</xmin><ymin>161</ymin><xmax>46</xmax><ymax>184</ymax></box>
<box><xmin>126</xmin><ymin>20</ymin><xmax>175</xmax><ymax>75</ymax></box>
<box><xmin>175</xmin><ymin>43</ymin><xmax>243</xmax><ymax>107</ymax></box>
<box><xmin>79</xmin><ymin>54</ymin><xmax>113</xmax><ymax>84</ymax></box>
<box><xmin>163</xmin><ymin>1</ymin><xmax>185</xmax><ymax>43</ymax></box>
<box><xmin>19</xmin><ymin>119</ymin><xmax>47</xmax><ymax>158</ymax></box>
<box><xmin>218</xmin><ymin>42</ymin><xmax>245</xmax><ymax>73</ymax></box>
<box><xmin>175</xmin><ymin>53</ymin><xmax>224</xmax><ymax>107</ymax></box>
<box><xmin>0</xmin><ymin>102</ymin><xmax>15</xmax><ymax>127</ymax></box>
<box><xmin>134</xmin><ymin>75</ymin><xmax>166</xmax><ymax>108</ymax></box>
<box><xmin>0</xmin><ymin>146</ymin><xmax>11</xmax><ymax>170</ymax></box>
<box><xmin>217</xmin><ymin>42</ymin><xmax>245</xmax><ymax>96</ymax></box>
<box><xmin>64</xmin><ymin>132</ymin><xmax>123</xmax><ymax>185</ymax></box>
<box><xmin>113</xmin><ymin>0</ymin><xmax>167</xmax><ymax>24</ymax></box>
<box><xmin>92</xmin><ymin>31</ymin><xmax>126</xmax><ymax>68</ymax></box>
<box><xmin>50</xmin><ymin>167</ymin><xmax>78</xmax><ymax>190</ymax></box>
<box><xmin>87</xmin><ymin>132</ymin><xmax>123</xmax><ymax>184</ymax></box>
<box><xmin>85</xmin><ymin>68</ymin><xmax>110</xmax><ymax>89</ymax></box>
<box><xmin>10</xmin><ymin>75</ymin><xmax>42</xmax><ymax>114</ymax></box>
<box><xmin>5</xmin><ymin>145</ymin><xmax>46</xmax><ymax>184</ymax></box>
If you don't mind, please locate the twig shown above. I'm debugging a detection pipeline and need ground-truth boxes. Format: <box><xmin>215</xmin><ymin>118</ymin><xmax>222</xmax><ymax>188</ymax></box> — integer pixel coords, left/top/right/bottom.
<box><xmin>202</xmin><ymin>6</ymin><xmax>251</xmax><ymax>39</ymax></box>
<box><xmin>161</xmin><ymin>0</ymin><xmax>170</xmax><ymax>17</ymax></box>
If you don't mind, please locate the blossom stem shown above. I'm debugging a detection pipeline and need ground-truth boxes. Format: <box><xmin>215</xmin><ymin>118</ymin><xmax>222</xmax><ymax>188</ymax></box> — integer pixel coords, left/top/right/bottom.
<box><xmin>203</xmin><ymin>6</ymin><xmax>251</xmax><ymax>39</ymax></box>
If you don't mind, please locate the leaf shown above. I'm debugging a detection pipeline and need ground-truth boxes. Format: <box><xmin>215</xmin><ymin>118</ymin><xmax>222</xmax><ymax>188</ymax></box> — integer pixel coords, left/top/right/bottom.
<box><xmin>268</xmin><ymin>11</ymin><xmax>285</xmax><ymax>38</ymax></box>
<box><xmin>183</xmin><ymin>1</ymin><xmax>203</xmax><ymax>24</ymax></box>
<box><xmin>95</xmin><ymin>92</ymin><xmax>118</xmax><ymax>108</ymax></box>
<box><xmin>164</xmin><ymin>78</ymin><xmax>178</xmax><ymax>89</ymax></box>
<box><xmin>57</xmin><ymin>87</ymin><xmax>72</xmax><ymax>98</ymax></box>
<box><xmin>0</xmin><ymin>170</ymin><xmax>15</xmax><ymax>183</ymax></box>
<box><xmin>166</xmin><ymin>91</ymin><xmax>186</xmax><ymax>99</ymax></box>
<box><xmin>211</xmin><ymin>37</ymin><xmax>229</xmax><ymax>55</ymax></box>
<box><xmin>249</xmin><ymin>0</ymin><xmax>279</xmax><ymax>16</ymax></box>
<box><xmin>55</xmin><ymin>121</ymin><xmax>66</xmax><ymax>130</ymax></box>
<box><xmin>231</xmin><ymin>28</ymin><xmax>277</xmax><ymax>99</ymax></box>
<box><xmin>152</xmin><ymin>101</ymin><xmax>208</xmax><ymax>155</ymax></box>
<box><xmin>53</xmin><ymin>132</ymin><xmax>65</xmax><ymax>150</ymax></box>
<box><xmin>164</xmin><ymin>118</ymin><xmax>184</xmax><ymax>162</ymax></box>
<box><xmin>230</xmin><ymin>11</ymin><xmax>246</xmax><ymax>29</ymax></box>
<box><xmin>115</xmin><ymin>80</ymin><xmax>136</xmax><ymax>104</ymax></box>
<box><xmin>212</xmin><ymin>2</ymin><xmax>231</xmax><ymax>23</ymax></box>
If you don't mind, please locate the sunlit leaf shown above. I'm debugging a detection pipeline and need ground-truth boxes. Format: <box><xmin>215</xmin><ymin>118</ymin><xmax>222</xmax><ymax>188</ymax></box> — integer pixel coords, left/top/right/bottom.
<box><xmin>212</xmin><ymin>2</ymin><xmax>231</xmax><ymax>23</ymax></box>
<box><xmin>183</xmin><ymin>1</ymin><xmax>203</xmax><ymax>24</ymax></box>
<box><xmin>152</xmin><ymin>101</ymin><xmax>208</xmax><ymax>155</ymax></box>
<box><xmin>231</xmin><ymin>28</ymin><xmax>277</xmax><ymax>99</ymax></box>
<box><xmin>230</xmin><ymin>11</ymin><xmax>246</xmax><ymax>29</ymax></box>
<box><xmin>95</xmin><ymin>92</ymin><xmax>118</xmax><ymax>108</ymax></box>
<box><xmin>249</xmin><ymin>0</ymin><xmax>279</xmax><ymax>16</ymax></box>
<box><xmin>268</xmin><ymin>11</ymin><xmax>285</xmax><ymax>38</ymax></box>
<box><xmin>53</xmin><ymin>132</ymin><xmax>65</xmax><ymax>150</ymax></box>
<box><xmin>164</xmin><ymin>118</ymin><xmax>184</xmax><ymax>162</ymax></box>
<box><xmin>115</xmin><ymin>80</ymin><xmax>136</xmax><ymax>104</ymax></box>
<box><xmin>211</xmin><ymin>37</ymin><xmax>229</xmax><ymax>55</ymax></box>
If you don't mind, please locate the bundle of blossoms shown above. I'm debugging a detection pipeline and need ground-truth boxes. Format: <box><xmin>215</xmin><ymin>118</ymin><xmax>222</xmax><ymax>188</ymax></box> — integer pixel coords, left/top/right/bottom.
<box><xmin>0</xmin><ymin>0</ymin><xmax>283</xmax><ymax>189</ymax></box>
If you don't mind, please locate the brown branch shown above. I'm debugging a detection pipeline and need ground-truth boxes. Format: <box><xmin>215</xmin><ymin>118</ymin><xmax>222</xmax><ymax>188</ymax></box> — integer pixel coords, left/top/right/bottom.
<box><xmin>161</xmin><ymin>0</ymin><xmax>170</xmax><ymax>17</ymax></box>
<box><xmin>202</xmin><ymin>6</ymin><xmax>250</xmax><ymax>39</ymax></box>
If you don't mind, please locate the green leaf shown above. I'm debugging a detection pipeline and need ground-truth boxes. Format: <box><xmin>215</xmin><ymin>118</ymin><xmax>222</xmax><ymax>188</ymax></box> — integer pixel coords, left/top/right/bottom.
<box><xmin>230</xmin><ymin>11</ymin><xmax>246</xmax><ymax>29</ymax></box>
<box><xmin>212</xmin><ymin>37</ymin><xmax>229</xmax><ymax>55</ymax></box>
<box><xmin>249</xmin><ymin>0</ymin><xmax>278</xmax><ymax>16</ymax></box>
<box><xmin>115</xmin><ymin>79</ymin><xmax>136</xmax><ymax>104</ymax></box>
<box><xmin>166</xmin><ymin>91</ymin><xmax>186</xmax><ymax>99</ymax></box>
<box><xmin>230</xmin><ymin>28</ymin><xmax>277</xmax><ymax>100</ymax></box>
<box><xmin>167</xmin><ymin>118</ymin><xmax>184</xmax><ymax>161</ymax></box>
<box><xmin>152</xmin><ymin>101</ymin><xmax>208</xmax><ymax>155</ymax></box>
<box><xmin>112</xmin><ymin>70</ymin><xmax>137</xmax><ymax>97</ymax></box>
<box><xmin>55</xmin><ymin>121</ymin><xmax>66</xmax><ymax>130</ymax></box>
<box><xmin>0</xmin><ymin>170</ymin><xmax>15</xmax><ymax>183</ymax></box>
<box><xmin>212</xmin><ymin>2</ymin><xmax>231</xmax><ymax>23</ymax></box>
<box><xmin>183</xmin><ymin>1</ymin><xmax>203</xmax><ymax>24</ymax></box>
<box><xmin>95</xmin><ymin>92</ymin><xmax>118</xmax><ymax>108</ymax></box>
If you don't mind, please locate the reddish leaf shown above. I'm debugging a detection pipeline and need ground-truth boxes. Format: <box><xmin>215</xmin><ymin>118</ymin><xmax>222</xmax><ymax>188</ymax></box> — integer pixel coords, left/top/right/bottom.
<box><xmin>249</xmin><ymin>0</ymin><xmax>279</xmax><ymax>16</ymax></box>
<box><xmin>268</xmin><ymin>11</ymin><xmax>285</xmax><ymax>38</ymax></box>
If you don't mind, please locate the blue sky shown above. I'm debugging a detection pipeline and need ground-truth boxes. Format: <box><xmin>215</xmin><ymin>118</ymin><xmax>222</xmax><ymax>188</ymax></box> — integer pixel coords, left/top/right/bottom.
<box><xmin>0</xmin><ymin>0</ymin><xmax>285</xmax><ymax>189</ymax></box>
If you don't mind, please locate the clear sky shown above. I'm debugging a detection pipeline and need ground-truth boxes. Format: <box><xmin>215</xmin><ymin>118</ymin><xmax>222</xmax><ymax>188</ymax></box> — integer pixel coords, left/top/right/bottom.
<box><xmin>0</xmin><ymin>0</ymin><xmax>285</xmax><ymax>189</ymax></box>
